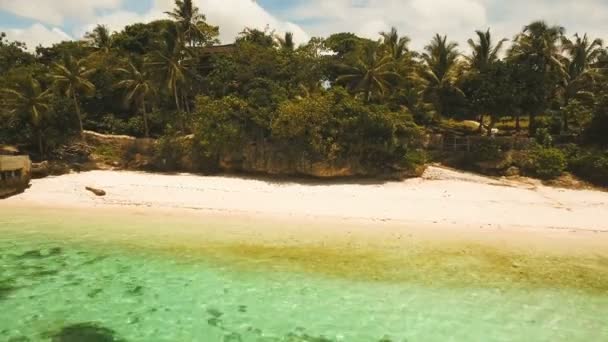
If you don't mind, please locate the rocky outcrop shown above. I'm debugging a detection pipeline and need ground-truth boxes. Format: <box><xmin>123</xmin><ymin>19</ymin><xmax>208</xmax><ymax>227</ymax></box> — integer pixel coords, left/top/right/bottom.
<box><xmin>80</xmin><ymin>132</ymin><xmax>424</xmax><ymax>180</ymax></box>
<box><xmin>504</xmin><ymin>166</ymin><xmax>521</xmax><ymax>177</ymax></box>
<box><xmin>31</xmin><ymin>161</ymin><xmax>50</xmax><ymax>179</ymax></box>
<box><xmin>216</xmin><ymin>142</ymin><xmax>424</xmax><ymax>179</ymax></box>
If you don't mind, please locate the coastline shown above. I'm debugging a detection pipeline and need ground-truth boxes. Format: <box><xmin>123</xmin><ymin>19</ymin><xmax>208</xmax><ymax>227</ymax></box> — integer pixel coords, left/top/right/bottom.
<box><xmin>2</xmin><ymin>165</ymin><xmax>608</xmax><ymax>256</ymax></box>
<box><xmin>2</xmin><ymin>166</ymin><xmax>608</xmax><ymax>293</ymax></box>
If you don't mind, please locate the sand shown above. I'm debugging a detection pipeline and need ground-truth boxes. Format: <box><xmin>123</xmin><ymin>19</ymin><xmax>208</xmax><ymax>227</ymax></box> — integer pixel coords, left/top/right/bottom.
<box><xmin>4</xmin><ymin>166</ymin><xmax>608</xmax><ymax>233</ymax></box>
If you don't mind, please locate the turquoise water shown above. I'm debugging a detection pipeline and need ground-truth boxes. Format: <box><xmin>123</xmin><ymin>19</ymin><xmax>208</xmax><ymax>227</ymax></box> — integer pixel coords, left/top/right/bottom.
<box><xmin>1</xmin><ymin>209</ymin><xmax>607</xmax><ymax>341</ymax></box>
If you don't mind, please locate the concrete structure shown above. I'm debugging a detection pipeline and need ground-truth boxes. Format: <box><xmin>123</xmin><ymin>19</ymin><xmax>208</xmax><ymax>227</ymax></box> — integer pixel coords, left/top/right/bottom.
<box><xmin>0</xmin><ymin>146</ymin><xmax>31</xmax><ymax>198</ymax></box>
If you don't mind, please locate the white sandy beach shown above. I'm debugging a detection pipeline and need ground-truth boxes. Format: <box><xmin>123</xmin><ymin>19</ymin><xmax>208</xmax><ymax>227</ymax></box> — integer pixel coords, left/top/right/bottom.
<box><xmin>4</xmin><ymin>166</ymin><xmax>608</xmax><ymax>234</ymax></box>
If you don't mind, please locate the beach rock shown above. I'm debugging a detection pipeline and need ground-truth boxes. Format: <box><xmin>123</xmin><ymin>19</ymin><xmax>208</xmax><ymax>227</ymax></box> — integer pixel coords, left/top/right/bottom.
<box><xmin>85</xmin><ymin>187</ymin><xmax>106</xmax><ymax>197</ymax></box>
<box><xmin>31</xmin><ymin>161</ymin><xmax>50</xmax><ymax>179</ymax></box>
<box><xmin>504</xmin><ymin>166</ymin><xmax>520</xmax><ymax>177</ymax></box>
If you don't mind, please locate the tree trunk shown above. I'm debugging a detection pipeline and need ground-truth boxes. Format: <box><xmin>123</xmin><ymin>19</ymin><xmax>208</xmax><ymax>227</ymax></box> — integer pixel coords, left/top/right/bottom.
<box><xmin>173</xmin><ymin>86</ymin><xmax>181</xmax><ymax>113</ymax></box>
<box><xmin>37</xmin><ymin>128</ymin><xmax>44</xmax><ymax>157</ymax></box>
<box><xmin>528</xmin><ymin>112</ymin><xmax>537</xmax><ymax>137</ymax></box>
<box><xmin>478</xmin><ymin>114</ymin><xmax>484</xmax><ymax>134</ymax></box>
<box><xmin>562</xmin><ymin>98</ymin><xmax>570</xmax><ymax>133</ymax></box>
<box><xmin>142</xmin><ymin>98</ymin><xmax>149</xmax><ymax>138</ymax></box>
<box><xmin>183</xmin><ymin>92</ymin><xmax>191</xmax><ymax>114</ymax></box>
<box><xmin>72</xmin><ymin>91</ymin><xmax>84</xmax><ymax>137</ymax></box>
<box><xmin>515</xmin><ymin>114</ymin><xmax>521</xmax><ymax>133</ymax></box>
<box><xmin>174</xmin><ymin>86</ymin><xmax>185</xmax><ymax>132</ymax></box>
<box><xmin>364</xmin><ymin>82</ymin><xmax>372</xmax><ymax>104</ymax></box>
<box><xmin>488</xmin><ymin>116</ymin><xmax>498</xmax><ymax>136</ymax></box>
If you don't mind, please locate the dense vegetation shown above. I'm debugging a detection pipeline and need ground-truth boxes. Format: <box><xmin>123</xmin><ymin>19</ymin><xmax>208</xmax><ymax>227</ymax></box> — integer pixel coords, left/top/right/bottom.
<box><xmin>1</xmin><ymin>1</ymin><xmax>607</xmax><ymax>183</ymax></box>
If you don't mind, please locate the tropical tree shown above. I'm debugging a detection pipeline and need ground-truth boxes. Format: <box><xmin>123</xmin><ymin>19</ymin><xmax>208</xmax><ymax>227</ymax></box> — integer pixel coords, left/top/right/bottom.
<box><xmin>277</xmin><ymin>32</ymin><xmax>295</xmax><ymax>51</ymax></box>
<box><xmin>418</xmin><ymin>34</ymin><xmax>464</xmax><ymax>117</ymax></box>
<box><xmin>464</xmin><ymin>29</ymin><xmax>508</xmax><ymax>130</ymax></box>
<box><xmin>115</xmin><ymin>62</ymin><xmax>155</xmax><ymax>137</ymax></box>
<box><xmin>85</xmin><ymin>24</ymin><xmax>113</xmax><ymax>53</ymax></box>
<box><xmin>509</xmin><ymin>21</ymin><xmax>566</xmax><ymax>134</ymax></box>
<box><xmin>2</xmin><ymin>76</ymin><xmax>52</xmax><ymax>155</ymax></box>
<box><xmin>50</xmin><ymin>55</ymin><xmax>96</xmax><ymax>135</ymax></box>
<box><xmin>165</xmin><ymin>0</ymin><xmax>218</xmax><ymax>47</ymax></box>
<box><xmin>146</xmin><ymin>26</ymin><xmax>190</xmax><ymax>131</ymax></box>
<box><xmin>560</xmin><ymin>33</ymin><xmax>604</xmax><ymax>131</ymax></box>
<box><xmin>336</xmin><ymin>43</ymin><xmax>399</xmax><ymax>103</ymax></box>
<box><xmin>466</xmin><ymin>29</ymin><xmax>507</xmax><ymax>72</ymax></box>
<box><xmin>380</xmin><ymin>27</ymin><xmax>410</xmax><ymax>60</ymax></box>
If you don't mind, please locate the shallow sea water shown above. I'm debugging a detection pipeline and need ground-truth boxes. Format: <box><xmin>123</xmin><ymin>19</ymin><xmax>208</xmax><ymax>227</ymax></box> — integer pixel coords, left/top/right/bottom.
<box><xmin>1</xmin><ymin>208</ymin><xmax>607</xmax><ymax>342</ymax></box>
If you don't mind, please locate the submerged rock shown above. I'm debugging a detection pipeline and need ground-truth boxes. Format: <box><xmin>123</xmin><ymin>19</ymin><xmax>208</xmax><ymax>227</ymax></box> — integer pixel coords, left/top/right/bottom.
<box><xmin>48</xmin><ymin>322</ymin><xmax>125</xmax><ymax>342</ymax></box>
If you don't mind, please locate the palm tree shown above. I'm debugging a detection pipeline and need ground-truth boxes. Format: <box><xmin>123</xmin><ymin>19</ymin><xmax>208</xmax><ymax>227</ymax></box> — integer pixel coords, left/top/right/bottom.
<box><xmin>380</xmin><ymin>27</ymin><xmax>410</xmax><ymax>60</ymax></box>
<box><xmin>509</xmin><ymin>21</ymin><xmax>566</xmax><ymax>134</ymax></box>
<box><xmin>466</xmin><ymin>29</ymin><xmax>507</xmax><ymax>72</ymax></box>
<box><xmin>418</xmin><ymin>34</ymin><xmax>463</xmax><ymax>117</ymax></box>
<box><xmin>147</xmin><ymin>25</ymin><xmax>191</xmax><ymax>131</ymax></box>
<box><xmin>50</xmin><ymin>55</ymin><xmax>96</xmax><ymax>136</ymax></box>
<box><xmin>115</xmin><ymin>62</ymin><xmax>155</xmax><ymax>137</ymax></box>
<box><xmin>510</xmin><ymin>21</ymin><xmax>566</xmax><ymax>71</ymax></box>
<box><xmin>85</xmin><ymin>24</ymin><xmax>113</xmax><ymax>53</ymax></box>
<box><xmin>165</xmin><ymin>0</ymin><xmax>207</xmax><ymax>47</ymax></box>
<box><xmin>336</xmin><ymin>43</ymin><xmax>399</xmax><ymax>103</ymax></box>
<box><xmin>277</xmin><ymin>32</ymin><xmax>295</xmax><ymax>51</ymax></box>
<box><xmin>2</xmin><ymin>76</ymin><xmax>53</xmax><ymax>155</ymax></box>
<box><xmin>560</xmin><ymin>33</ymin><xmax>604</xmax><ymax>131</ymax></box>
<box><xmin>465</xmin><ymin>29</ymin><xmax>507</xmax><ymax>130</ymax></box>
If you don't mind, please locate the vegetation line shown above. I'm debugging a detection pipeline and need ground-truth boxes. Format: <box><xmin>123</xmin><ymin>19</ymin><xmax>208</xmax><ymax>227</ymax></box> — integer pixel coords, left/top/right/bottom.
<box><xmin>1</xmin><ymin>0</ymin><xmax>607</xmax><ymax>185</ymax></box>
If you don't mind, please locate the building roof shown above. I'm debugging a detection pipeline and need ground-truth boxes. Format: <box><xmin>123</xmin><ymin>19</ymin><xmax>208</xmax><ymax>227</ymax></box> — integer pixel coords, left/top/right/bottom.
<box><xmin>0</xmin><ymin>145</ymin><xmax>19</xmax><ymax>155</ymax></box>
<box><xmin>198</xmin><ymin>44</ymin><xmax>236</xmax><ymax>55</ymax></box>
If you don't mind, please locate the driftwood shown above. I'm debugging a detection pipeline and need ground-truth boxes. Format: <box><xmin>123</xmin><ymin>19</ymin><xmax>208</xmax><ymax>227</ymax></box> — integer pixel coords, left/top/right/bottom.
<box><xmin>85</xmin><ymin>186</ymin><xmax>106</xmax><ymax>197</ymax></box>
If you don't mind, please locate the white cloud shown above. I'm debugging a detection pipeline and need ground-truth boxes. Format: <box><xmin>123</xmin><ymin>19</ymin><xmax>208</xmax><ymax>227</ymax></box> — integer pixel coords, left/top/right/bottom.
<box><xmin>288</xmin><ymin>0</ymin><xmax>488</xmax><ymax>50</ymax></box>
<box><xmin>2</xmin><ymin>0</ymin><xmax>608</xmax><ymax>53</ymax></box>
<box><xmin>81</xmin><ymin>0</ymin><xmax>308</xmax><ymax>44</ymax></box>
<box><xmin>286</xmin><ymin>0</ymin><xmax>608</xmax><ymax>51</ymax></box>
<box><xmin>0</xmin><ymin>0</ymin><xmax>123</xmax><ymax>26</ymax></box>
<box><xmin>1</xmin><ymin>23</ymin><xmax>72</xmax><ymax>50</ymax></box>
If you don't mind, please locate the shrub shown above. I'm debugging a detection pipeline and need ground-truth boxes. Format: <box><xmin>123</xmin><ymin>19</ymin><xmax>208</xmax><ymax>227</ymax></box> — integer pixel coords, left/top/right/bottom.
<box><xmin>271</xmin><ymin>88</ymin><xmax>423</xmax><ymax>171</ymax></box>
<box><xmin>402</xmin><ymin>149</ymin><xmax>427</xmax><ymax>170</ymax></box>
<box><xmin>567</xmin><ymin>148</ymin><xmax>608</xmax><ymax>186</ymax></box>
<box><xmin>584</xmin><ymin>95</ymin><xmax>608</xmax><ymax>146</ymax></box>
<box><xmin>153</xmin><ymin>134</ymin><xmax>185</xmax><ymax>171</ymax></box>
<box><xmin>525</xmin><ymin>147</ymin><xmax>567</xmax><ymax>180</ymax></box>
<box><xmin>534</xmin><ymin>128</ymin><xmax>553</xmax><ymax>148</ymax></box>
<box><xmin>471</xmin><ymin>139</ymin><xmax>503</xmax><ymax>162</ymax></box>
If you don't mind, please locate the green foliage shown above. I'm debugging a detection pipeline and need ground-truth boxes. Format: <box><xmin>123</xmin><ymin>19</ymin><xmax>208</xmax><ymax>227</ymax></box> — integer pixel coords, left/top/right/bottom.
<box><xmin>1</xmin><ymin>9</ymin><xmax>608</xmax><ymax>183</ymax></box>
<box><xmin>153</xmin><ymin>133</ymin><xmax>185</xmax><ymax>171</ymax></box>
<box><xmin>564</xmin><ymin>145</ymin><xmax>608</xmax><ymax>186</ymax></box>
<box><xmin>194</xmin><ymin>95</ymin><xmax>250</xmax><ymax>156</ymax></box>
<box><xmin>272</xmin><ymin>88</ymin><xmax>423</xmax><ymax>170</ymax></box>
<box><xmin>471</xmin><ymin>139</ymin><xmax>504</xmax><ymax>162</ymax></box>
<box><xmin>417</xmin><ymin>34</ymin><xmax>466</xmax><ymax>118</ymax></box>
<box><xmin>0</xmin><ymin>33</ymin><xmax>34</xmax><ymax>74</ymax></box>
<box><xmin>462</xmin><ymin>61</ymin><xmax>524</xmax><ymax>127</ymax></box>
<box><xmin>525</xmin><ymin>147</ymin><xmax>567</xmax><ymax>179</ymax></box>
<box><xmin>402</xmin><ymin>149</ymin><xmax>427</xmax><ymax>170</ymax></box>
<box><xmin>534</xmin><ymin>128</ymin><xmax>553</xmax><ymax>148</ymax></box>
<box><xmin>585</xmin><ymin>95</ymin><xmax>608</xmax><ymax>146</ymax></box>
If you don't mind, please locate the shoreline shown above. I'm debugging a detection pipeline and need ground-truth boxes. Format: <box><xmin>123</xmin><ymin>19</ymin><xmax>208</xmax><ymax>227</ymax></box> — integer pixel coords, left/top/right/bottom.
<box><xmin>5</xmin><ymin>166</ymin><xmax>608</xmax><ymax>229</ymax></box>
<box><xmin>2</xmin><ymin>165</ymin><xmax>608</xmax><ymax>257</ymax></box>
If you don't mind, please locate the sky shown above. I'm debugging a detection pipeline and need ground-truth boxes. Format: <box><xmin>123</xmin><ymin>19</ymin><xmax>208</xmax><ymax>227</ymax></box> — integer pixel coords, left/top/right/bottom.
<box><xmin>0</xmin><ymin>0</ymin><xmax>607</xmax><ymax>52</ymax></box>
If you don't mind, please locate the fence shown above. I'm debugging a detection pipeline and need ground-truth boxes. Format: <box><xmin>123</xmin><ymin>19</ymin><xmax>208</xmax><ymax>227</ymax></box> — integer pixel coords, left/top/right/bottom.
<box><xmin>426</xmin><ymin>134</ymin><xmax>536</xmax><ymax>152</ymax></box>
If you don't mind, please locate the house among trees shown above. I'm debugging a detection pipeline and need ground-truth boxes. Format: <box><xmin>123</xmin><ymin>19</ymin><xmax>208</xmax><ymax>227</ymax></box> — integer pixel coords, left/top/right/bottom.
<box><xmin>0</xmin><ymin>145</ymin><xmax>31</xmax><ymax>198</ymax></box>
